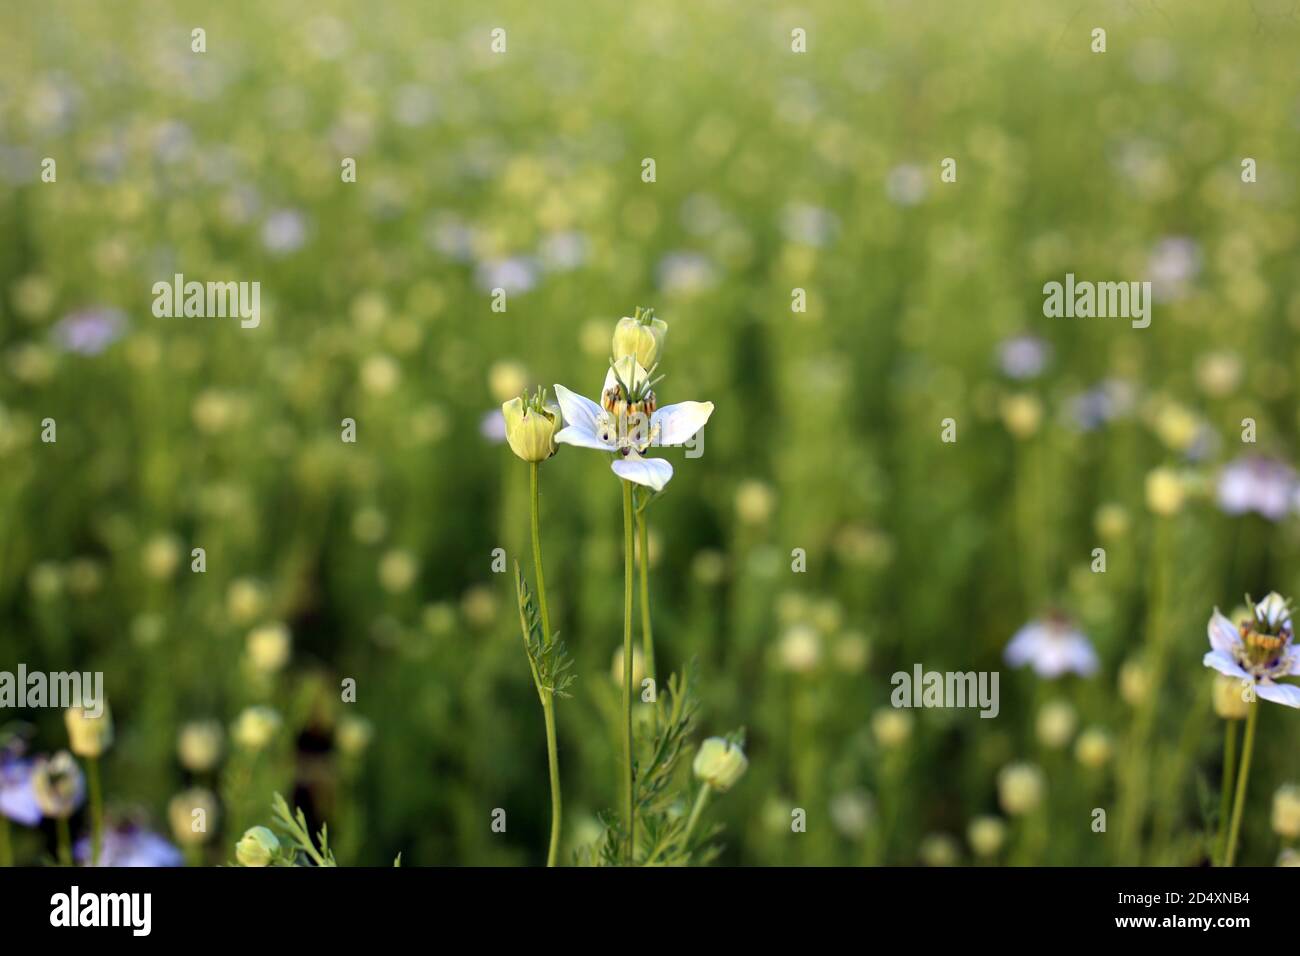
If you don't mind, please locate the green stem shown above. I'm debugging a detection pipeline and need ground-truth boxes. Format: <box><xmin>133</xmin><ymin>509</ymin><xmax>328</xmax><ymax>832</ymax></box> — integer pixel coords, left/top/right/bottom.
<box><xmin>637</xmin><ymin>506</ymin><xmax>656</xmax><ymax>684</ymax></box>
<box><xmin>529</xmin><ymin>461</ymin><xmax>562</xmax><ymax>868</ymax></box>
<box><xmin>88</xmin><ymin>756</ymin><xmax>103</xmax><ymax>866</ymax></box>
<box><xmin>56</xmin><ymin>816</ymin><xmax>72</xmax><ymax>866</ymax></box>
<box><xmin>621</xmin><ymin>478</ymin><xmax>635</xmax><ymax>863</ymax></box>
<box><xmin>540</xmin><ymin>695</ymin><xmax>562</xmax><ymax>868</ymax></box>
<box><xmin>0</xmin><ymin>815</ymin><xmax>11</xmax><ymax>866</ymax></box>
<box><xmin>1223</xmin><ymin>702</ymin><xmax>1259</xmax><ymax>867</ymax></box>
<box><xmin>683</xmin><ymin>786</ymin><xmax>711</xmax><ymax>846</ymax></box>
<box><xmin>1215</xmin><ymin>719</ymin><xmax>1239</xmax><ymax>865</ymax></box>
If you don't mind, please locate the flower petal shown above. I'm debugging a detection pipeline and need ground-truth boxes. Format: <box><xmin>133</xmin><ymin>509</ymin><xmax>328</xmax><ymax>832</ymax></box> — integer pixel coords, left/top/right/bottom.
<box><xmin>1203</xmin><ymin>650</ymin><xmax>1249</xmax><ymax>680</ymax></box>
<box><xmin>1208</xmin><ymin>608</ymin><xmax>1240</xmax><ymax>654</ymax></box>
<box><xmin>1003</xmin><ymin>624</ymin><xmax>1043</xmax><ymax>667</ymax></box>
<box><xmin>553</xmin><ymin>384</ymin><xmax>604</xmax><ymax>442</ymax></box>
<box><xmin>610</xmin><ymin>454</ymin><xmax>673</xmax><ymax>491</ymax></box>
<box><xmin>653</xmin><ymin>401</ymin><xmax>714</xmax><ymax>447</ymax></box>
<box><xmin>1255</xmin><ymin>681</ymin><xmax>1300</xmax><ymax>708</ymax></box>
<box><xmin>555</xmin><ymin>425</ymin><xmax>611</xmax><ymax>450</ymax></box>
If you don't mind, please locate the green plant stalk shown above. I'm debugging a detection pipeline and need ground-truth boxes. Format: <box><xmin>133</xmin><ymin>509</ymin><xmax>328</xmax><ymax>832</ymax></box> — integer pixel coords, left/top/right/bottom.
<box><xmin>87</xmin><ymin>756</ymin><xmax>103</xmax><ymax>866</ymax></box>
<box><xmin>529</xmin><ymin>461</ymin><xmax>562</xmax><ymax>868</ymax></box>
<box><xmin>1223</xmin><ymin>702</ymin><xmax>1259</xmax><ymax>867</ymax></box>
<box><xmin>621</xmin><ymin>478</ymin><xmax>635</xmax><ymax>863</ymax></box>
<box><xmin>56</xmin><ymin>816</ymin><xmax>71</xmax><ymax>866</ymax></box>
<box><xmin>637</xmin><ymin>506</ymin><xmax>656</xmax><ymax>683</ymax></box>
<box><xmin>683</xmin><ymin>786</ymin><xmax>711</xmax><ymax>846</ymax></box>
<box><xmin>1117</xmin><ymin>516</ymin><xmax>1172</xmax><ymax>862</ymax></box>
<box><xmin>1214</xmin><ymin>719</ymin><xmax>1238</xmax><ymax>865</ymax></box>
<box><xmin>0</xmin><ymin>815</ymin><xmax>11</xmax><ymax>866</ymax></box>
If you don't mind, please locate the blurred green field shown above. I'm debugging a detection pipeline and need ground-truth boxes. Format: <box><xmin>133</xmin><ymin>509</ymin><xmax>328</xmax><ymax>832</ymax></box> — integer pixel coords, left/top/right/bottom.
<box><xmin>2</xmin><ymin>0</ymin><xmax>1300</xmax><ymax>866</ymax></box>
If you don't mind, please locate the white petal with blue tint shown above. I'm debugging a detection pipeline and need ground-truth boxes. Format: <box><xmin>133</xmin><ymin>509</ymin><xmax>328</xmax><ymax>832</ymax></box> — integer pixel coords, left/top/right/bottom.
<box><xmin>1208</xmin><ymin>608</ymin><xmax>1240</xmax><ymax>655</ymax></box>
<box><xmin>1203</xmin><ymin>650</ymin><xmax>1249</xmax><ymax>681</ymax></box>
<box><xmin>553</xmin><ymin>384</ymin><xmax>604</xmax><ymax>441</ymax></box>
<box><xmin>653</xmin><ymin>401</ymin><xmax>714</xmax><ymax>447</ymax></box>
<box><xmin>1255</xmin><ymin>681</ymin><xmax>1300</xmax><ymax>708</ymax></box>
<box><xmin>555</xmin><ymin>424</ymin><xmax>611</xmax><ymax>450</ymax></box>
<box><xmin>610</xmin><ymin>454</ymin><xmax>673</xmax><ymax>491</ymax></box>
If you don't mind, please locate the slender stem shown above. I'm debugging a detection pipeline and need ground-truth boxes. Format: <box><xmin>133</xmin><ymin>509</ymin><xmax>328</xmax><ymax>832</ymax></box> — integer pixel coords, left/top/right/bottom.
<box><xmin>637</xmin><ymin>507</ymin><xmax>656</xmax><ymax>684</ymax></box>
<box><xmin>56</xmin><ymin>816</ymin><xmax>72</xmax><ymax>866</ymax></box>
<box><xmin>88</xmin><ymin>756</ymin><xmax>103</xmax><ymax>866</ymax></box>
<box><xmin>1223</xmin><ymin>702</ymin><xmax>1259</xmax><ymax>867</ymax></box>
<box><xmin>529</xmin><ymin>461</ymin><xmax>562</xmax><ymax>868</ymax></box>
<box><xmin>621</xmin><ymin>479</ymin><xmax>635</xmax><ymax>863</ymax></box>
<box><xmin>540</xmin><ymin>695</ymin><xmax>562</xmax><ymax>867</ymax></box>
<box><xmin>1215</xmin><ymin>719</ymin><xmax>1239</xmax><ymax>865</ymax></box>
<box><xmin>683</xmin><ymin>786</ymin><xmax>711</xmax><ymax>846</ymax></box>
<box><xmin>0</xmin><ymin>815</ymin><xmax>11</xmax><ymax>866</ymax></box>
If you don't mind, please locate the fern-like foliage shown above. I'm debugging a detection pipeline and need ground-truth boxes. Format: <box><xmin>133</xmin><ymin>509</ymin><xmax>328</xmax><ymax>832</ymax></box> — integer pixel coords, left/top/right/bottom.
<box><xmin>514</xmin><ymin>561</ymin><xmax>576</xmax><ymax>699</ymax></box>
<box><xmin>580</xmin><ymin>662</ymin><xmax>724</xmax><ymax>866</ymax></box>
<box><xmin>271</xmin><ymin>792</ymin><xmax>337</xmax><ymax>867</ymax></box>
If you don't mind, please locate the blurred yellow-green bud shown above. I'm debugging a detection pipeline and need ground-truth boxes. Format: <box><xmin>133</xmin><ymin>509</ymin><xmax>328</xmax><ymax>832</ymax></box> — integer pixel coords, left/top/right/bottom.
<box><xmin>1145</xmin><ymin>467</ymin><xmax>1185</xmax><ymax>516</ymax></box>
<box><xmin>232</xmin><ymin>706</ymin><xmax>282</xmax><ymax>751</ymax></box>
<box><xmin>999</xmin><ymin>393</ymin><xmax>1042</xmax><ymax>439</ymax></box>
<box><xmin>1271</xmin><ymin>784</ymin><xmax>1300</xmax><ymax>839</ymax></box>
<box><xmin>612</xmin><ymin>309</ymin><xmax>667</xmax><ymax>368</ymax></box>
<box><xmin>1094</xmin><ymin>503</ymin><xmax>1129</xmax><ymax>541</ymax></box>
<box><xmin>1119</xmin><ymin>656</ymin><xmax>1150</xmax><ymax>707</ymax></box>
<box><xmin>611</xmin><ymin>644</ymin><xmax>645</xmax><ymax>687</ymax></box>
<box><xmin>32</xmin><ymin>751</ymin><xmax>84</xmax><ymax>819</ymax></box>
<box><xmin>777</xmin><ymin>623</ymin><xmax>821</xmax><ymax>673</ymax></box>
<box><xmin>1035</xmin><ymin>700</ymin><xmax>1076</xmax><ymax>750</ymax></box>
<box><xmin>236</xmin><ymin>826</ymin><xmax>280</xmax><ymax>867</ymax></box>
<box><xmin>169</xmin><ymin>788</ymin><xmax>219</xmax><ymax>846</ymax></box>
<box><xmin>967</xmin><ymin>815</ymin><xmax>1007</xmax><ymax>857</ymax></box>
<box><xmin>919</xmin><ymin>832</ymin><xmax>960</xmax><ymax>866</ymax></box>
<box><xmin>65</xmin><ymin>703</ymin><xmax>113</xmax><ymax>758</ymax></box>
<box><xmin>245</xmin><ymin>622</ymin><xmax>292</xmax><ymax>675</ymax></box>
<box><xmin>1212</xmin><ymin>673</ymin><xmax>1251</xmax><ymax>720</ymax></box>
<box><xmin>336</xmin><ymin>715</ymin><xmax>374</xmax><ymax>757</ymax></box>
<box><xmin>502</xmin><ymin>388</ymin><xmax>560</xmax><ymax>463</ymax></box>
<box><xmin>735</xmin><ymin>479</ymin><xmax>776</xmax><ymax>525</ymax></box>
<box><xmin>178</xmin><ymin>719</ymin><xmax>224</xmax><ymax>772</ymax></box>
<box><xmin>997</xmin><ymin>762</ymin><xmax>1044</xmax><ymax>816</ymax></box>
<box><xmin>1074</xmin><ymin>727</ymin><xmax>1113</xmax><ymax>769</ymax></box>
<box><xmin>692</xmin><ymin>737</ymin><xmax>748</xmax><ymax>792</ymax></box>
<box><xmin>871</xmin><ymin>707</ymin><xmax>913</xmax><ymax>748</ymax></box>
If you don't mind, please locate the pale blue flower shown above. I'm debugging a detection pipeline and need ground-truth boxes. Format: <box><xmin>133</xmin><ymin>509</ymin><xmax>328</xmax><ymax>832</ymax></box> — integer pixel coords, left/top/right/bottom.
<box><xmin>1005</xmin><ymin>617</ymin><xmax>1098</xmax><ymax>679</ymax></box>
<box><xmin>1203</xmin><ymin>595</ymin><xmax>1300</xmax><ymax>708</ymax></box>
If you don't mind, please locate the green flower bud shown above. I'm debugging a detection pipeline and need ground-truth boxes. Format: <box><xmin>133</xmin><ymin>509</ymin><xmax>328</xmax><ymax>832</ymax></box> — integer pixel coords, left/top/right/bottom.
<box><xmin>65</xmin><ymin>703</ymin><xmax>114</xmax><ymax>758</ymax></box>
<box><xmin>236</xmin><ymin>826</ymin><xmax>280</xmax><ymax>867</ymax></box>
<box><xmin>692</xmin><ymin>737</ymin><xmax>748</xmax><ymax>792</ymax></box>
<box><xmin>1212</xmin><ymin>673</ymin><xmax>1251</xmax><ymax>720</ymax></box>
<box><xmin>502</xmin><ymin>389</ymin><xmax>560</xmax><ymax>463</ymax></box>
<box><xmin>612</xmin><ymin>310</ymin><xmax>668</xmax><ymax>368</ymax></box>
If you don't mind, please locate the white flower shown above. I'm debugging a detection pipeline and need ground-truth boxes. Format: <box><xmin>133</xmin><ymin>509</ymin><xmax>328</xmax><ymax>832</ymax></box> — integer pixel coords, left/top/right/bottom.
<box><xmin>1203</xmin><ymin>595</ymin><xmax>1300</xmax><ymax>708</ymax></box>
<box><xmin>1004</xmin><ymin>616</ymin><xmax>1098</xmax><ymax>679</ymax></box>
<box><xmin>553</xmin><ymin>357</ymin><xmax>713</xmax><ymax>492</ymax></box>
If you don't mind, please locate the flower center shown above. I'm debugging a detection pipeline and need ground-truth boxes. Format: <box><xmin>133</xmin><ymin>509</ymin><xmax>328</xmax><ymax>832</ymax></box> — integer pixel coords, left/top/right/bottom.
<box><xmin>1237</xmin><ymin>619</ymin><xmax>1294</xmax><ymax>677</ymax></box>
<box><xmin>598</xmin><ymin>386</ymin><xmax>658</xmax><ymax>454</ymax></box>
